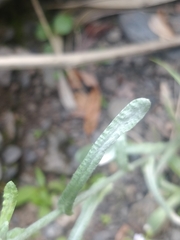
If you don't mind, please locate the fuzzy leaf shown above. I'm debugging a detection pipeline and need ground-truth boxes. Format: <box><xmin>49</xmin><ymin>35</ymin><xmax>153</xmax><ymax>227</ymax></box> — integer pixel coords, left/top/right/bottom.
<box><xmin>58</xmin><ymin>98</ymin><xmax>151</xmax><ymax>214</ymax></box>
<box><xmin>0</xmin><ymin>182</ymin><xmax>18</xmax><ymax>226</ymax></box>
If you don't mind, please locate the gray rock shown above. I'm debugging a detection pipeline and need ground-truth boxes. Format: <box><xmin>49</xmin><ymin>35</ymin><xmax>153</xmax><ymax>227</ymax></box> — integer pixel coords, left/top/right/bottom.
<box><xmin>3</xmin><ymin>164</ymin><xmax>18</xmax><ymax>180</ymax></box>
<box><xmin>42</xmin><ymin>222</ymin><xmax>63</xmax><ymax>240</ymax></box>
<box><xmin>19</xmin><ymin>70</ymin><xmax>31</xmax><ymax>88</ymax></box>
<box><xmin>164</xmin><ymin>48</ymin><xmax>180</xmax><ymax>61</ymax></box>
<box><xmin>23</xmin><ymin>149</ymin><xmax>37</xmax><ymax>164</ymax></box>
<box><xmin>103</xmin><ymin>76</ymin><xmax>118</xmax><ymax>92</ymax></box>
<box><xmin>0</xmin><ymin>70</ymin><xmax>11</xmax><ymax>87</ymax></box>
<box><xmin>2</xmin><ymin>145</ymin><xmax>22</xmax><ymax>164</ymax></box>
<box><xmin>118</xmin><ymin>12</ymin><xmax>158</xmax><ymax>43</ymax></box>
<box><xmin>93</xmin><ymin>230</ymin><xmax>112</xmax><ymax>240</ymax></box>
<box><xmin>42</xmin><ymin>129</ymin><xmax>73</xmax><ymax>175</ymax></box>
<box><xmin>43</xmin><ymin>148</ymin><xmax>73</xmax><ymax>175</ymax></box>
<box><xmin>40</xmin><ymin>119</ymin><xmax>52</xmax><ymax>130</ymax></box>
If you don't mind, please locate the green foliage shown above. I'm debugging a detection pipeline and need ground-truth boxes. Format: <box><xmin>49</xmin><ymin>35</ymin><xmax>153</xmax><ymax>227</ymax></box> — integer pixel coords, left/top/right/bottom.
<box><xmin>17</xmin><ymin>168</ymin><xmax>51</xmax><ymax>218</ymax></box>
<box><xmin>35</xmin><ymin>24</ymin><xmax>47</xmax><ymax>41</ymax></box>
<box><xmin>100</xmin><ymin>214</ymin><xmax>111</xmax><ymax>225</ymax></box>
<box><xmin>0</xmin><ymin>98</ymin><xmax>150</xmax><ymax>240</ymax></box>
<box><xmin>52</xmin><ymin>13</ymin><xmax>73</xmax><ymax>36</ymax></box>
<box><xmin>33</xmin><ymin>129</ymin><xmax>43</xmax><ymax>140</ymax></box>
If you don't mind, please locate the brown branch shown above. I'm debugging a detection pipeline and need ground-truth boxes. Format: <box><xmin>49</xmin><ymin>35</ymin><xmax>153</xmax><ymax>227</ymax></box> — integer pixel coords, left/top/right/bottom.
<box><xmin>46</xmin><ymin>0</ymin><xmax>177</xmax><ymax>10</ymax></box>
<box><xmin>1</xmin><ymin>36</ymin><xmax>180</xmax><ymax>70</ymax></box>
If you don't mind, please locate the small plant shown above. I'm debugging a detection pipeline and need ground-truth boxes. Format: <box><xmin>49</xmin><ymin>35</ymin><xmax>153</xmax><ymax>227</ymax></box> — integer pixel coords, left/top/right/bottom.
<box><xmin>0</xmin><ymin>98</ymin><xmax>150</xmax><ymax>240</ymax></box>
<box><xmin>100</xmin><ymin>214</ymin><xmax>111</xmax><ymax>226</ymax></box>
<box><xmin>17</xmin><ymin>168</ymin><xmax>67</xmax><ymax>218</ymax></box>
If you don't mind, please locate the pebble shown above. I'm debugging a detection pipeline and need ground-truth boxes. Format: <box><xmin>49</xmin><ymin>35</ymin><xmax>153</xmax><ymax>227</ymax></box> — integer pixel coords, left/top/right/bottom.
<box><xmin>3</xmin><ymin>164</ymin><xmax>19</xmax><ymax>180</ymax></box>
<box><xmin>164</xmin><ymin>48</ymin><xmax>180</xmax><ymax>61</ymax></box>
<box><xmin>2</xmin><ymin>145</ymin><xmax>22</xmax><ymax>164</ymax></box>
<box><xmin>23</xmin><ymin>148</ymin><xmax>37</xmax><ymax>164</ymax></box>
<box><xmin>93</xmin><ymin>230</ymin><xmax>112</xmax><ymax>240</ymax></box>
<box><xmin>19</xmin><ymin>70</ymin><xmax>31</xmax><ymax>88</ymax></box>
<box><xmin>43</xmin><ymin>149</ymin><xmax>74</xmax><ymax>175</ymax></box>
<box><xmin>0</xmin><ymin>70</ymin><xmax>11</xmax><ymax>87</ymax></box>
<box><xmin>103</xmin><ymin>76</ymin><xmax>118</xmax><ymax>93</ymax></box>
<box><xmin>118</xmin><ymin>12</ymin><xmax>158</xmax><ymax>43</ymax></box>
<box><xmin>42</xmin><ymin>222</ymin><xmax>63</xmax><ymax>240</ymax></box>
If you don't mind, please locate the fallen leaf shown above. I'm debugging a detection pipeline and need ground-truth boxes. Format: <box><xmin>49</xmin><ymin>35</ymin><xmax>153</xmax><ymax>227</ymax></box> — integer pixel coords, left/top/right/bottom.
<box><xmin>76</xmin><ymin>70</ymin><xmax>101</xmax><ymax>135</ymax></box>
<box><xmin>85</xmin><ymin>22</ymin><xmax>112</xmax><ymax>38</ymax></box>
<box><xmin>66</xmin><ymin>68</ymin><xmax>83</xmax><ymax>90</ymax></box>
<box><xmin>78</xmin><ymin>70</ymin><xmax>99</xmax><ymax>87</ymax></box>
<box><xmin>115</xmin><ymin>224</ymin><xmax>131</xmax><ymax>240</ymax></box>
<box><xmin>148</xmin><ymin>11</ymin><xmax>174</xmax><ymax>40</ymax></box>
<box><xmin>73</xmin><ymin>91</ymin><xmax>88</xmax><ymax>117</ymax></box>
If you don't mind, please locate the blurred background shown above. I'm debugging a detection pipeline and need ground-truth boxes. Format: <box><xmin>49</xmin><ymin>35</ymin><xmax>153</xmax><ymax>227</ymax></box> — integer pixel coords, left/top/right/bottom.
<box><xmin>0</xmin><ymin>0</ymin><xmax>180</xmax><ymax>239</ymax></box>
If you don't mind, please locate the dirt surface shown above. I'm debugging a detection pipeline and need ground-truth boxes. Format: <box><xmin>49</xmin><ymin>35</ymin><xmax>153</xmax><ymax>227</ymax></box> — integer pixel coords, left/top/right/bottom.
<box><xmin>1</xmin><ymin>1</ymin><xmax>180</xmax><ymax>239</ymax></box>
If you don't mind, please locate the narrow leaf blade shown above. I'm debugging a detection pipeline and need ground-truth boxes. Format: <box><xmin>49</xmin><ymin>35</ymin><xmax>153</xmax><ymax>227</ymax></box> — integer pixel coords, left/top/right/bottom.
<box><xmin>58</xmin><ymin>98</ymin><xmax>151</xmax><ymax>214</ymax></box>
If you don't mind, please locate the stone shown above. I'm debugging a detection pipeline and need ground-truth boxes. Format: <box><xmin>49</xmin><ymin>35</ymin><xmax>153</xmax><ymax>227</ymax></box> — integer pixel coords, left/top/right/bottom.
<box><xmin>43</xmin><ymin>148</ymin><xmax>74</xmax><ymax>175</ymax></box>
<box><xmin>42</xmin><ymin>222</ymin><xmax>63</xmax><ymax>240</ymax></box>
<box><xmin>118</xmin><ymin>12</ymin><xmax>158</xmax><ymax>43</ymax></box>
<box><xmin>23</xmin><ymin>149</ymin><xmax>37</xmax><ymax>164</ymax></box>
<box><xmin>0</xmin><ymin>70</ymin><xmax>11</xmax><ymax>87</ymax></box>
<box><xmin>19</xmin><ymin>70</ymin><xmax>31</xmax><ymax>88</ymax></box>
<box><xmin>2</xmin><ymin>145</ymin><xmax>22</xmax><ymax>164</ymax></box>
<box><xmin>3</xmin><ymin>164</ymin><xmax>19</xmax><ymax>180</ymax></box>
<box><xmin>42</xmin><ymin>129</ymin><xmax>74</xmax><ymax>174</ymax></box>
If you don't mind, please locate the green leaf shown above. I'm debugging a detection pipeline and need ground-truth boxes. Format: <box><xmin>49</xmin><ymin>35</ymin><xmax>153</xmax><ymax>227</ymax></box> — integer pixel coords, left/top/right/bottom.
<box><xmin>16</xmin><ymin>186</ymin><xmax>38</xmax><ymax>207</ymax></box>
<box><xmin>0</xmin><ymin>221</ymin><xmax>8</xmax><ymax>239</ymax></box>
<box><xmin>68</xmin><ymin>184</ymin><xmax>112</xmax><ymax>240</ymax></box>
<box><xmin>53</xmin><ymin>13</ymin><xmax>73</xmax><ymax>36</ymax></box>
<box><xmin>152</xmin><ymin>59</ymin><xmax>180</xmax><ymax>85</ymax></box>
<box><xmin>58</xmin><ymin>98</ymin><xmax>151</xmax><ymax>215</ymax></box>
<box><xmin>35</xmin><ymin>168</ymin><xmax>46</xmax><ymax>187</ymax></box>
<box><xmin>143</xmin><ymin>157</ymin><xmax>180</xmax><ymax>225</ymax></box>
<box><xmin>0</xmin><ymin>181</ymin><xmax>18</xmax><ymax>226</ymax></box>
<box><xmin>169</xmin><ymin>156</ymin><xmax>180</xmax><ymax>178</ymax></box>
<box><xmin>115</xmin><ymin>134</ymin><xmax>128</xmax><ymax>170</ymax></box>
<box><xmin>38</xmin><ymin>206</ymin><xmax>50</xmax><ymax>218</ymax></box>
<box><xmin>35</xmin><ymin>24</ymin><xmax>47</xmax><ymax>41</ymax></box>
<box><xmin>7</xmin><ymin>228</ymin><xmax>25</xmax><ymax>239</ymax></box>
<box><xmin>145</xmin><ymin>193</ymin><xmax>180</xmax><ymax>237</ymax></box>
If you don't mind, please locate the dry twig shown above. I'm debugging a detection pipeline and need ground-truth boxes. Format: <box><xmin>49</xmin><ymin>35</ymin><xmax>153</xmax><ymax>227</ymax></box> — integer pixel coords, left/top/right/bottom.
<box><xmin>1</xmin><ymin>36</ymin><xmax>180</xmax><ymax>70</ymax></box>
<box><xmin>47</xmin><ymin>0</ymin><xmax>176</xmax><ymax>10</ymax></box>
